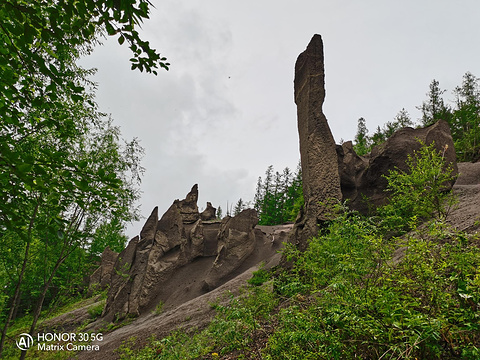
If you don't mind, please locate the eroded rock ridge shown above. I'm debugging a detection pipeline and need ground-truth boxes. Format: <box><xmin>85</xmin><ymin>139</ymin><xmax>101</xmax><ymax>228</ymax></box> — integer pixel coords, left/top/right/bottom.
<box><xmin>102</xmin><ymin>185</ymin><xmax>280</xmax><ymax>321</ymax></box>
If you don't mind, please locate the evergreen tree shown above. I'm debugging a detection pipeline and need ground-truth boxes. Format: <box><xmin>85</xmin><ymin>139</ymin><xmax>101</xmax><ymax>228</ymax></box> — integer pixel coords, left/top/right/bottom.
<box><xmin>418</xmin><ymin>79</ymin><xmax>451</xmax><ymax>126</ymax></box>
<box><xmin>383</xmin><ymin>108</ymin><xmax>414</xmax><ymax>139</ymax></box>
<box><xmin>233</xmin><ymin>198</ymin><xmax>246</xmax><ymax>216</ymax></box>
<box><xmin>285</xmin><ymin>162</ymin><xmax>304</xmax><ymax>221</ymax></box>
<box><xmin>452</xmin><ymin>72</ymin><xmax>480</xmax><ymax>161</ymax></box>
<box><xmin>254</xmin><ymin>164</ymin><xmax>303</xmax><ymax>225</ymax></box>
<box><xmin>353</xmin><ymin>110</ymin><xmax>414</xmax><ymax>154</ymax></box>
<box><xmin>353</xmin><ymin>117</ymin><xmax>371</xmax><ymax>155</ymax></box>
<box><xmin>370</xmin><ymin>125</ymin><xmax>387</xmax><ymax>149</ymax></box>
<box><xmin>253</xmin><ymin>177</ymin><xmax>264</xmax><ymax>214</ymax></box>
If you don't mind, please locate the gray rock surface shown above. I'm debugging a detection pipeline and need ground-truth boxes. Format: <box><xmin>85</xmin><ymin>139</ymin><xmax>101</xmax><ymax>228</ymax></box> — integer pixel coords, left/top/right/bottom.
<box><xmin>200</xmin><ymin>202</ymin><xmax>217</xmax><ymax>221</ymax></box>
<box><xmin>290</xmin><ymin>34</ymin><xmax>342</xmax><ymax>250</ymax></box>
<box><xmin>338</xmin><ymin>120</ymin><xmax>458</xmax><ymax>214</ymax></box>
<box><xmin>203</xmin><ymin>209</ymin><xmax>258</xmax><ymax>291</ymax></box>
<box><xmin>88</xmin><ymin>248</ymin><xmax>119</xmax><ymax>294</ymax></box>
<box><xmin>103</xmin><ymin>186</ymin><xmax>263</xmax><ymax>321</ymax></box>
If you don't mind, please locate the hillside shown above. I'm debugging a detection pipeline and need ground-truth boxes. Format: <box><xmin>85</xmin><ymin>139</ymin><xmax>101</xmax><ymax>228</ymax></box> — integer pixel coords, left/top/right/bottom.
<box><xmin>22</xmin><ymin>161</ymin><xmax>478</xmax><ymax>359</ymax></box>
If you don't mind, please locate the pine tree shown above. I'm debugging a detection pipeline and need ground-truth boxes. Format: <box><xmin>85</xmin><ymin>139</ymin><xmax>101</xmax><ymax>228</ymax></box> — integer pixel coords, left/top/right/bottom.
<box><xmin>254</xmin><ymin>164</ymin><xmax>303</xmax><ymax>225</ymax></box>
<box><xmin>253</xmin><ymin>177</ymin><xmax>264</xmax><ymax>214</ymax></box>
<box><xmin>353</xmin><ymin>117</ymin><xmax>371</xmax><ymax>155</ymax></box>
<box><xmin>452</xmin><ymin>72</ymin><xmax>480</xmax><ymax>161</ymax></box>
<box><xmin>233</xmin><ymin>198</ymin><xmax>246</xmax><ymax>216</ymax></box>
<box><xmin>418</xmin><ymin>79</ymin><xmax>451</xmax><ymax>127</ymax></box>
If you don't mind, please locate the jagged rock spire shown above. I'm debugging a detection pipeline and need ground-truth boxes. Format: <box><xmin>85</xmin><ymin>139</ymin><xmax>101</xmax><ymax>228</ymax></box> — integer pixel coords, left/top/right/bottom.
<box><xmin>290</xmin><ymin>34</ymin><xmax>342</xmax><ymax>250</ymax></box>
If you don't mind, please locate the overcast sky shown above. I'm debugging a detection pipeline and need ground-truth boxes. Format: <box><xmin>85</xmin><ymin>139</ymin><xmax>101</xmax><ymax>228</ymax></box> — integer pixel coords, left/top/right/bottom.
<box><xmin>81</xmin><ymin>0</ymin><xmax>480</xmax><ymax>238</ymax></box>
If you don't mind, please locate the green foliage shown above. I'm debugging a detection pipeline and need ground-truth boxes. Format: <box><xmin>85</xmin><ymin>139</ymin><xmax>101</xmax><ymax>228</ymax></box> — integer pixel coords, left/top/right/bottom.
<box><xmin>354</xmin><ymin>72</ymin><xmax>480</xmax><ymax>162</ymax></box>
<box><xmin>247</xmin><ymin>265</ymin><xmax>271</xmax><ymax>286</ymax></box>
<box><xmin>269</xmin><ymin>213</ymin><xmax>480</xmax><ymax>360</ymax></box>
<box><xmin>451</xmin><ymin>72</ymin><xmax>480</xmax><ymax>162</ymax></box>
<box><xmin>87</xmin><ymin>300</ymin><xmax>105</xmax><ymax>320</ymax></box>
<box><xmin>90</xmin><ymin>218</ymin><xmax>129</xmax><ymax>257</ymax></box>
<box><xmin>254</xmin><ymin>163</ymin><xmax>303</xmax><ymax>225</ymax></box>
<box><xmin>216</xmin><ymin>205</ymin><xmax>223</xmax><ymax>220</ymax></box>
<box><xmin>352</xmin><ymin>117</ymin><xmax>370</xmax><ymax>155</ymax></box>
<box><xmin>0</xmin><ymin>1</ymin><xmax>159</xmax><ymax>355</ymax></box>
<box><xmin>353</xmin><ymin>109</ymin><xmax>414</xmax><ymax>155</ymax></box>
<box><xmin>417</xmin><ymin>74</ymin><xmax>480</xmax><ymax>162</ymax></box>
<box><xmin>379</xmin><ymin>140</ymin><xmax>457</xmax><ymax>233</ymax></box>
<box><xmin>233</xmin><ymin>198</ymin><xmax>247</xmax><ymax>216</ymax></box>
<box><xmin>418</xmin><ymin>79</ymin><xmax>451</xmax><ymax>127</ymax></box>
<box><xmin>153</xmin><ymin>301</ymin><xmax>164</xmax><ymax>316</ymax></box>
<box><xmin>120</xmin><ymin>285</ymin><xmax>279</xmax><ymax>359</ymax></box>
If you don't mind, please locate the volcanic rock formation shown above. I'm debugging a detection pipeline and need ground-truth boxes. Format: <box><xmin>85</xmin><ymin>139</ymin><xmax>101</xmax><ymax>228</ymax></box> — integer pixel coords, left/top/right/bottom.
<box><xmin>88</xmin><ymin>247</ymin><xmax>119</xmax><ymax>294</ymax></box>
<box><xmin>289</xmin><ymin>34</ymin><xmax>458</xmax><ymax>251</ymax></box>
<box><xmin>289</xmin><ymin>34</ymin><xmax>342</xmax><ymax>251</ymax></box>
<box><xmin>102</xmin><ymin>185</ymin><xmax>272</xmax><ymax>321</ymax></box>
<box><xmin>337</xmin><ymin>119</ymin><xmax>458</xmax><ymax>214</ymax></box>
<box><xmin>200</xmin><ymin>202</ymin><xmax>217</xmax><ymax>221</ymax></box>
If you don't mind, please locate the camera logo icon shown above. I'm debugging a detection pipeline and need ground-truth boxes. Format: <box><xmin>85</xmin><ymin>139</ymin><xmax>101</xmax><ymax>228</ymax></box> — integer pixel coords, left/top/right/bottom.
<box><xmin>16</xmin><ymin>333</ymin><xmax>34</xmax><ymax>351</ymax></box>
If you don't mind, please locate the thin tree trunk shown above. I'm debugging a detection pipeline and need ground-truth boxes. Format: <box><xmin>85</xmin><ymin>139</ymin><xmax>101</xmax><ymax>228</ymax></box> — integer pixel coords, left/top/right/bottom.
<box><xmin>19</xmin><ymin>249</ymin><xmax>70</xmax><ymax>360</ymax></box>
<box><xmin>20</xmin><ymin>210</ymin><xmax>85</xmax><ymax>360</ymax></box>
<box><xmin>0</xmin><ymin>199</ymin><xmax>40</xmax><ymax>357</ymax></box>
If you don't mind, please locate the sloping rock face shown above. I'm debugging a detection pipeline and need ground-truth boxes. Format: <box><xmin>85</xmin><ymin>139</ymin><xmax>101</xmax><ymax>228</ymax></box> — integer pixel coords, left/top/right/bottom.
<box><xmin>88</xmin><ymin>248</ymin><xmax>119</xmax><ymax>294</ymax></box>
<box><xmin>290</xmin><ymin>34</ymin><xmax>342</xmax><ymax>250</ymax></box>
<box><xmin>103</xmin><ymin>185</ymin><xmax>261</xmax><ymax>321</ymax></box>
<box><xmin>202</xmin><ymin>209</ymin><xmax>258</xmax><ymax>291</ymax></box>
<box><xmin>200</xmin><ymin>202</ymin><xmax>217</xmax><ymax>221</ymax></box>
<box><xmin>337</xmin><ymin>119</ymin><xmax>458</xmax><ymax>214</ymax></box>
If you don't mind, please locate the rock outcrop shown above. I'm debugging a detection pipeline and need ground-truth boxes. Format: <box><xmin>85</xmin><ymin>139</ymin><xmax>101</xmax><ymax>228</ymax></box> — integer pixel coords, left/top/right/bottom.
<box><xmin>200</xmin><ymin>202</ymin><xmax>217</xmax><ymax>221</ymax></box>
<box><xmin>88</xmin><ymin>248</ymin><xmax>119</xmax><ymax>294</ymax></box>
<box><xmin>102</xmin><ymin>185</ymin><xmax>266</xmax><ymax>321</ymax></box>
<box><xmin>337</xmin><ymin>119</ymin><xmax>458</xmax><ymax>214</ymax></box>
<box><xmin>290</xmin><ymin>34</ymin><xmax>342</xmax><ymax>250</ymax></box>
<box><xmin>202</xmin><ymin>209</ymin><xmax>258</xmax><ymax>291</ymax></box>
<box><xmin>288</xmin><ymin>35</ymin><xmax>458</xmax><ymax>250</ymax></box>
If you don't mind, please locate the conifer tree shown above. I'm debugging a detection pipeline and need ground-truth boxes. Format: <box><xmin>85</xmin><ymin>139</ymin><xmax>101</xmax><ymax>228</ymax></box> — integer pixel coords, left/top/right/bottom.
<box><xmin>353</xmin><ymin>117</ymin><xmax>371</xmax><ymax>155</ymax></box>
<box><xmin>418</xmin><ymin>79</ymin><xmax>451</xmax><ymax>126</ymax></box>
<box><xmin>233</xmin><ymin>198</ymin><xmax>246</xmax><ymax>216</ymax></box>
<box><xmin>452</xmin><ymin>72</ymin><xmax>480</xmax><ymax>161</ymax></box>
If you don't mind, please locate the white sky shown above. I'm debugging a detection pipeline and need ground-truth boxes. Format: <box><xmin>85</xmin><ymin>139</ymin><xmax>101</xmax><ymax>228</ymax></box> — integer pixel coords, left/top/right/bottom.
<box><xmin>80</xmin><ymin>0</ymin><xmax>480</xmax><ymax>238</ymax></box>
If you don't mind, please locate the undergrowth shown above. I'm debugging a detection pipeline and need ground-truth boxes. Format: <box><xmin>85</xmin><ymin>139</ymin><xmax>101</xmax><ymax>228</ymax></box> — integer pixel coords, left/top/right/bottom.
<box><xmin>119</xmin><ymin>212</ymin><xmax>480</xmax><ymax>359</ymax></box>
<box><xmin>2</xmin><ymin>290</ymin><xmax>108</xmax><ymax>359</ymax></box>
<box><xmin>110</xmin><ymin>143</ymin><xmax>480</xmax><ymax>359</ymax></box>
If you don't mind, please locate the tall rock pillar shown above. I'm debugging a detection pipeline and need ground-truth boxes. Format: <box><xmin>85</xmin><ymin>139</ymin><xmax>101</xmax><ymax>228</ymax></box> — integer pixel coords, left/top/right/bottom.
<box><xmin>291</xmin><ymin>34</ymin><xmax>342</xmax><ymax>250</ymax></box>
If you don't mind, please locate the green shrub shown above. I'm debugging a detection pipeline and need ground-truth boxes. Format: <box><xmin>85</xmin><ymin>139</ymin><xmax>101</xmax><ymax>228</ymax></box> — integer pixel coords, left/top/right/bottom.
<box><xmin>87</xmin><ymin>301</ymin><xmax>105</xmax><ymax>319</ymax></box>
<box><xmin>267</xmin><ymin>217</ymin><xmax>480</xmax><ymax>360</ymax></box>
<box><xmin>248</xmin><ymin>265</ymin><xmax>270</xmax><ymax>286</ymax></box>
<box><xmin>379</xmin><ymin>140</ymin><xmax>457</xmax><ymax>233</ymax></box>
<box><xmin>153</xmin><ymin>301</ymin><xmax>164</xmax><ymax>315</ymax></box>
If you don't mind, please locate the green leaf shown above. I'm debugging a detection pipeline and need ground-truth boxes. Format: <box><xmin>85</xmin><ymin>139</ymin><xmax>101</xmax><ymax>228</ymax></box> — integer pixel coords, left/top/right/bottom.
<box><xmin>17</xmin><ymin>163</ymin><xmax>33</xmax><ymax>175</ymax></box>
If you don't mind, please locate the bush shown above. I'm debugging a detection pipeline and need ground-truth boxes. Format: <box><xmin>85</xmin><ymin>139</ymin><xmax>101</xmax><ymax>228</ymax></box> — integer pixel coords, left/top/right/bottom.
<box><xmin>268</xmin><ymin>216</ymin><xmax>480</xmax><ymax>359</ymax></box>
<box><xmin>379</xmin><ymin>140</ymin><xmax>457</xmax><ymax>233</ymax></box>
